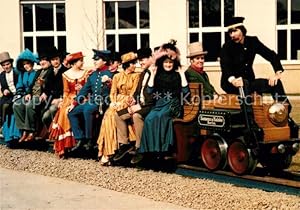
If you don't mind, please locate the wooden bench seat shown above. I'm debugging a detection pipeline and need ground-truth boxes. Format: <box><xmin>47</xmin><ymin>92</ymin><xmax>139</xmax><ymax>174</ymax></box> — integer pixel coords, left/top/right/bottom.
<box><xmin>173</xmin><ymin>83</ymin><xmax>202</xmax><ymax>123</ymax></box>
<box><xmin>174</xmin><ymin>83</ymin><xmax>202</xmax><ymax>162</ymax></box>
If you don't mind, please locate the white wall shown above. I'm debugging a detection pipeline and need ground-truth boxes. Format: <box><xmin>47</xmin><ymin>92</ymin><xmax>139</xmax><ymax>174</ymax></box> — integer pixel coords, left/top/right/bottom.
<box><xmin>66</xmin><ymin>0</ymin><xmax>105</xmax><ymax>66</ymax></box>
<box><xmin>0</xmin><ymin>0</ymin><xmax>22</xmax><ymax>62</ymax></box>
<box><xmin>237</xmin><ymin>0</ymin><xmax>277</xmax><ymax>67</ymax></box>
<box><xmin>149</xmin><ymin>0</ymin><xmax>188</xmax><ymax>62</ymax></box>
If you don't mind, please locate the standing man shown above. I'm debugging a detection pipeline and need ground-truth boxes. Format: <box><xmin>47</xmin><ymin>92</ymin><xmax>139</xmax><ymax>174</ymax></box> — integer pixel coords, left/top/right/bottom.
<box><xmin>42</xmin><ymin>47</ymin><xmax>67</xmax><ymax>128</ymax></box>
<box><xmin>68</xmin><ymin>49</ymin><xmax>113</xmax><ymax>152</ymax></box>
<box><xmin>113</xmin><ymin>48</ymin><xmax>154</xmax><ymax>164</ymax></box>
<box><xmin>220</xmin><ymin>16</ymin><xmax>297</xmax><ymax>136</ymax></box>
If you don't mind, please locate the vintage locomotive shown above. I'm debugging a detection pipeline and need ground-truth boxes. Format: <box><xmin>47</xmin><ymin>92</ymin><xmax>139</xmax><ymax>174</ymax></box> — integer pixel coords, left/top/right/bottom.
<box><xmin>174</xmin><ymin>83</ymin><xmax>300</xmax><ymax>175</ymax></box>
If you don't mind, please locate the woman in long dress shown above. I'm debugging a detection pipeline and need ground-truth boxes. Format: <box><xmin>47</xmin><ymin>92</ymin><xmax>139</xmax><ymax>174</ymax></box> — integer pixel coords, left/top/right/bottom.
<box><xmin>139</xmin><ymin>43</ymin><xmax>189</xmax><ymax>158</ymax></box>
<box><xmin>49</xmin><ymin>52</ymin><xmax>89</xmax><ymax>158</ymax></box>
<box><xmin>97</xmin><ymin>52</ymin><xmax>140</xmax><ymax>165</ymax></box>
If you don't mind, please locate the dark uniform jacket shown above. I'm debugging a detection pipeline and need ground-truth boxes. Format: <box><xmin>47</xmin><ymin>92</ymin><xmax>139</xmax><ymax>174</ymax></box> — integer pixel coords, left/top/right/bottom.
<box><xmin>220</xmin><ymin>36</ymin><xmax>283</xmax><ymax>93</ymax></box>
<box><xmin>75</xmin><ymin>68</ymin><xmax>113</xmax><ymax>106</ymax></box>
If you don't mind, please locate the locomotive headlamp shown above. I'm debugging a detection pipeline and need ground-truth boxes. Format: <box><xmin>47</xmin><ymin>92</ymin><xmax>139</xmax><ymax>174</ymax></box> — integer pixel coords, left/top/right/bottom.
<box><xmin>292</xmin><ymin>143</ymin><xmax>300</xmax><ymax>152</ymax></box>
<box><xmin>268</xmin><ymin>102</ymin><xmax>288</xmax><ymax>126</ymax></box>
<box><xmin>277</xmin><ymin>144</ymin><xmax>286</xmax><ymax>154</ymax></box>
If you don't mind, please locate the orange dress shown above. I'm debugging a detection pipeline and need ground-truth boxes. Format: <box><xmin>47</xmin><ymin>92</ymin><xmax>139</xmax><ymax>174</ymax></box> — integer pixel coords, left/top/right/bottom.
<box><xmin>97</xmin><ymin>71</ymin><xmax>140</xmax><ymax>157</ymax></box>
<box><xmin>49</xmin><ymin>70</ymin><xmax>89</xmax><ymax>157</ymax></box>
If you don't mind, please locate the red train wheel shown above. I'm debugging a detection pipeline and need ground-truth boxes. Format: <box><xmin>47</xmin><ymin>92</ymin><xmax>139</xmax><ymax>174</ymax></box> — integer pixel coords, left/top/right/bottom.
<box><xmin>201</xmin><ymin>138</ymin><xmax>227</xmax><ymax>170</ymax></box>
<box><xmin>227</xmin><ymin>141</ymin><xmax>257</xmax><ymax>175</ymax></box>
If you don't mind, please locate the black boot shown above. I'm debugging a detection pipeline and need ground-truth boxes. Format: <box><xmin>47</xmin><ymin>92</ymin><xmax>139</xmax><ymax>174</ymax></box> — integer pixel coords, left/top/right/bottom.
<box><xmin>71</xmin><ymin>139</ymin><xmax>84</xmax><ymax>152</ymax></box>
<box><xmin>84</xmin><ymin>139</ymin><xmax>93</xmax><ymax>151</ymax></box>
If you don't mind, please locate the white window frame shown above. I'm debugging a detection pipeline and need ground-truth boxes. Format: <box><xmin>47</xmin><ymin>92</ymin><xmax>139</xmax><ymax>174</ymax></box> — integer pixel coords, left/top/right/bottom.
<box><xmin>103</xmin><ymin>0</ymin><xmax>150</xmax><ymax>52</ymax></box>
<box><xmin>188</xmin><ymin>0</ymin><xmax>234</xmax><ymax>66</ymax></box>
<box><xmin>20</xmin><ymin>0</ymin><xmax>66</xmax><ymax>53</ymax></box>
<box><xmin>276</xmin><ymin>0</ymin><xmax>300</xmax><ymax>64</ymax></box>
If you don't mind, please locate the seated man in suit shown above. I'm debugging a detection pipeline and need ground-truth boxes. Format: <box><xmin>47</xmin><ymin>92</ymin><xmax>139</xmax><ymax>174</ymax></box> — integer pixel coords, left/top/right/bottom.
<box><xmin>0</xmin><ymin>51</ymin><xmax>20</xmax><ymax>146</ymax></box>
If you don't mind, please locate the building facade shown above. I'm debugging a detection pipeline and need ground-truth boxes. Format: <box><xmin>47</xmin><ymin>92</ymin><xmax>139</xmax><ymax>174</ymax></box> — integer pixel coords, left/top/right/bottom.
<box><xmin>0</xmin><ymin>0</ymin><xmax>299</xmax><ymax>93</ymax></box>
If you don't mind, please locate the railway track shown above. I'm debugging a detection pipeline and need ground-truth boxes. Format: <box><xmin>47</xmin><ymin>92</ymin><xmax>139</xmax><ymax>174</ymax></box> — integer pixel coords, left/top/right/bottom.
<box><xmin>176</xmin><ymin>164</ymin><xmax>300</xmax><ymax>196</ymax></box>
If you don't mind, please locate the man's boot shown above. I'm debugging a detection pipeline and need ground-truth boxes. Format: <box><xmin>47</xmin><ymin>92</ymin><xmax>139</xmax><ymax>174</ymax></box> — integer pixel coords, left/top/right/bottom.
<box><xmin>84</xmin><ymin>139</ymin><xmax>93</xmax><ymax>151</ymax></box>
<box><xmin>71</xmin><ymin>139</ymin><xmax>84</xmax><ymax>152</ymax></box>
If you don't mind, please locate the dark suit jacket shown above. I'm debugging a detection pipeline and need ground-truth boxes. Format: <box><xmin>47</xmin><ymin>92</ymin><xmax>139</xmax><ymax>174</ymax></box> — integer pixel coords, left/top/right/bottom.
<box><xmin>133</xmin><ymin>69</ymin><xmax>154</xmax><ymax>117</ymax></box>
<box><xmin>30</xmin><ymin>67</ymin><xmax>53</xmax><ymax>97</ymax></box>
<box><xmin>220</xmin><ymin>36</ymin><xmax>283</xmax><ymax>93</ymax></box>
<box><xmin>46</xmin><ymin>65</ymin><xmax>67</xmax><ymax>100</ymax></box>
<box><xmin>0</xmin><ymin>69</ymin><xmax>19</xmax><ymax>104</ymax></box>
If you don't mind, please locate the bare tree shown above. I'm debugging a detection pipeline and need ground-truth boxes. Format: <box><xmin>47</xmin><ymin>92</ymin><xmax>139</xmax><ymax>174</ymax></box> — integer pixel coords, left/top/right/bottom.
<box><xmin>81</xmin><ymin>0</ymin><xmax>104</xmax><ymax>50</ymax></box>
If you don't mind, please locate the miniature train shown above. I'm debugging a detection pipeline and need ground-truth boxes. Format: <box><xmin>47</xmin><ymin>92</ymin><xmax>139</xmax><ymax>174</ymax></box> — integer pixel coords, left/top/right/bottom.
<box><xmin>3</xmin><ymin>82</ymin><xmax>299</xmax><ymax>176</ymax></box>
<box><xmin>174</xmin><ymin>83</ymin><xmax>300</xmax><ymax>175</ymax></box>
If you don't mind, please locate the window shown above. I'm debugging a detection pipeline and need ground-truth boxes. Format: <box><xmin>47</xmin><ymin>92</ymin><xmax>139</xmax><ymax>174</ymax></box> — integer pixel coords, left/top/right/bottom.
<box><xmin>277</xmin><ymin>0</ymin><xmax>300</xmax><ymax>61</ymax></box>
<box><xmin>21</xmin><ymin>0</ymin><xmax>66</xmax><ymax>54</ymax></box>
<box><xmin>104</xmin><ymin>0</ymin><xmax>149</xmax><ymax>54</ymax></box>
<box><xmin>188</xmin><ymin>0</ymin><xmax>234</xmax><ymax>62</ymax></box>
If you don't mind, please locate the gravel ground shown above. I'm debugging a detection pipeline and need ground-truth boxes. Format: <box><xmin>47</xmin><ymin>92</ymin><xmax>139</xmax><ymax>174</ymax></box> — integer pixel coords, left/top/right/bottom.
<box><xmin>1</xmin><ymin>145</ymin><xmax>299</xmax><ymax>210</ymax></box>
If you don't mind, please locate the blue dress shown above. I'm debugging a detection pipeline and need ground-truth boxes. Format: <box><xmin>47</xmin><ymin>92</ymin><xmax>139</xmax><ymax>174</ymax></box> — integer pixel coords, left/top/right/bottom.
<box><xmin>3</xmin><ymin>114</ymin><xmax>21</xmax><ymax>142</ymax></box>
<box><xmin>139</xmin><ymin>70</ymin><xmax>189</xmax><ymax>153</ymax></box>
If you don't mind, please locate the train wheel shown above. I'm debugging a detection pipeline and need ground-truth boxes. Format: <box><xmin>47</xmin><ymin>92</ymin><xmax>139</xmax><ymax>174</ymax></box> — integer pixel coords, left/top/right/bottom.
<box><xmin>227</xmin><ymin>141</ymin><xmax>257</xmax><ymax>175</ymax></box>
<box><xmin>201</xmin><ymin>137</ymin><xmax>227</xmax><ymax>170</ymax></box>
<box><xmin>260</xmin><ymin>154</ymin><xmax>292</xmax><ymax>173</ymax></box>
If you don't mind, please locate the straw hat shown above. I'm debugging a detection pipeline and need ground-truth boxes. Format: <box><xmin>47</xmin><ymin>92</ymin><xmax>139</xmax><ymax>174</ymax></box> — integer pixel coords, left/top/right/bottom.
<box><xmin>121</xmin><ymin>52</ymin><xmax>137</xmax><ymax>64</ymax></box>
<box><xmin>186</xmin><ymin>42</ymin><xmax>207</xmax><ymax>58</ymax></box>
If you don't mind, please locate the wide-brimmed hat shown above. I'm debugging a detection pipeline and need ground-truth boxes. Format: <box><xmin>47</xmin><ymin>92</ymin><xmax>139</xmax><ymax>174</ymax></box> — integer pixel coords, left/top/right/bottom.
<box><xmin>16</xmin><ymin>48</ymin><xmax>39</xmax><ymax>71</ymax></box>
<box><xmin>0</xmin><ymin>51</ymin><xmax>14</xmax><ymax>64</ymax></box>
<box><xmin>226</xmin><ymin>16</ymin><xmax>245</xmax><ymax>30</ymax></box>
<box><xmin>121</xmin><ymin>52</ymin><xmax>137</xmax><ymax>64</ymax></box>
<box><xmin>92</xmin><ymin>49</ymin><xmax>111</xmax><ymax>61</ymax></box>
<box><xmin>137</xmin><ymin>48</ymin><xmax>152</xmax><ymax>59</ymax></box>
<box><xmin>186</xmin><ymin>42</ymin><xmax>207</xmax><ymax>58</ymax></box>
<box><xmin>66</xmin><ymin>51</ymin><xmax>84</xmax><ymax>63</ymax></box>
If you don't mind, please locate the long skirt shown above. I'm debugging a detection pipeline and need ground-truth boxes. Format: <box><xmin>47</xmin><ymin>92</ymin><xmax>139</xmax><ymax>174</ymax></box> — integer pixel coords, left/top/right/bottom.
<box><xmin>3</xmin><ymin>114</ymin><xmax>21</xmax><ymax>142</ymax></box>
<box><xmin>140</xmin><ymin>98</ymin><xmax>181</xmax><ymax>153</ymax></box>
<box><xmin>49</xmin><ymin>107</ymin><xmax>75</xmax><ymax>157</ymax></box>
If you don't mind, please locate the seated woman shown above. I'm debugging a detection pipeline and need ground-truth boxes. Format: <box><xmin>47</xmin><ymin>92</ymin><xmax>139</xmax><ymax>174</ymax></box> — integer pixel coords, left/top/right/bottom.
<box><xmin>12</xmin><ymin>49</ymin><xmax>40</xmax><ymax>143</ymax></box>
<box><xmin>49</xmin><ymin>52</ymin><xmax>89</xmax><ymax>158</ymax></box>
<box><xmin>0</xmin><ymin>52</ymin><xmax>20</xmax><ymax>147</ymax></box>
<box><xmin>97</xmin><ymin>52</ymin><xmax>140</xmax><ymax>166</ymax></box>
<box><xmin>134</xmin><ymin>42</ymin><xmax>189</xmax><ymax>163</ymax></box>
